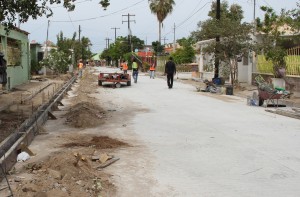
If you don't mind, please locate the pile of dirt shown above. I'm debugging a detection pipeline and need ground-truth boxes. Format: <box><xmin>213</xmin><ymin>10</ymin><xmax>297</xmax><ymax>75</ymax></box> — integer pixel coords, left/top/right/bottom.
<box><xmin>62</xmin><ymin>135</ymin><xmax>129</xmax><ymax>149</ymax></box>
<box><xmin>13</xmin><ymin>149</ymin><xmax>116</xmax><ymax>197</ymax></box>
<box><xmin>65</xmin><ymin>102</ymin><xmax>106</xmax><ymax>128</ymax></box>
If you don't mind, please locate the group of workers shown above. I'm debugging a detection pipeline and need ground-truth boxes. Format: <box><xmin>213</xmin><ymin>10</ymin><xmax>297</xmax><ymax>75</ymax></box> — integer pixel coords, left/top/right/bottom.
<box><xmin>77</xmin><ymin>56</ymin><xmax>176</xmax><ymax>88</ymax></box>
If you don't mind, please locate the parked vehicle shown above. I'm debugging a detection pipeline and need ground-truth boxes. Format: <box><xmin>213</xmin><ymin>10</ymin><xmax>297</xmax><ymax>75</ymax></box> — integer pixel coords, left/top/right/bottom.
<box><xmin>98</xmin><ymin>72</ymin><xmax>131</xmax><ymax>88</ymax></box>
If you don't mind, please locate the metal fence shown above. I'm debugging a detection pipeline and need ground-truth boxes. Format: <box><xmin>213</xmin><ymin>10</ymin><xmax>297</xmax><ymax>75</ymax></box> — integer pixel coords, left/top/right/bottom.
<box><xmin>257</xmin><ymin>46</ymin><xmax>300</xmax><ymax>76</ymax></box>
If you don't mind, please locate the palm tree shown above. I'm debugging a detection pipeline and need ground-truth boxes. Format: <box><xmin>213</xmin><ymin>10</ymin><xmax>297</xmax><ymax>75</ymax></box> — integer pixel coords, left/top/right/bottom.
<box><xmin>148</xmin><ymin>0</ymin><xmax>175</xmax><ymax>44</ymax></box>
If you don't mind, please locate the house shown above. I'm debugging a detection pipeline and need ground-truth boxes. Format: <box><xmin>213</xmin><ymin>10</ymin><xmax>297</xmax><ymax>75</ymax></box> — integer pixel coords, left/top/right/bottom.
<box><xmin>30</xmin><ymin>41</ymin><xmax>43</xmax><ymax>64</ymax></box>
<box><xmin>30</xmin><ymin>41</ymin><xmax>44</xmax><ymax>74</ymax></box>
<box><xmin>0</xmin><ymin>25</ymin><xmax>30</xmax><ymax>90</ymax></box>
<box><xmin>195</xmin><ymin>38</ymin><xmax>253</xmax><ymax>84</ymax></box>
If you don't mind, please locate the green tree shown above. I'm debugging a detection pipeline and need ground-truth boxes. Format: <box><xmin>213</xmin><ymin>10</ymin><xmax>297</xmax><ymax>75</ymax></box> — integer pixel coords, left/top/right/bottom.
<box><xmin>152</xmin><ymin>41</ymin><xmax>164</xmax><ymax>55</ymax></box>
<box><xmin>148</xmin><ymin>0</ymin><xmax>175</xmax><ymax>44</ymax></box>
<box><xmin>191</xmin><ymin>1</ymin><xmax>252</xmax><ymax>85</ymax></box>
<box><xmin>40</xmin><ymin>49</ymin><xmax>69</xmax><ymax>74</ymax></box>
<box><xmin>171</xmin><ymin>38</ymin><xmax>195</xmax><ymax>64</ymax></box>
<box><xmin>101</xmin><ymin>35</ymin><xmax>144</xmax><ymax>67</ymax></box>
<box><xmin>255</xmin><ymin>6</ymin><xmax>298</xmax><ymax>77</ymax></box>
<box><xmin>0</xmin><ymin>1</ymin><xmax>112</xmax><ymax>30</ymax></box>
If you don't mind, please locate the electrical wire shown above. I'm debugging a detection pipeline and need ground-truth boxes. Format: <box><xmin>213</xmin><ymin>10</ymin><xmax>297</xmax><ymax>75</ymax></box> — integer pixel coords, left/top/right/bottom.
<box><xmin>162</xmin><ymin>0</ymin><xmax>211</xmax><ymax>38</ymax></box>
<box><xmin>51</xmin><ymin>0</ymin><xmax>146</xmax><ymax>23</ymax></box>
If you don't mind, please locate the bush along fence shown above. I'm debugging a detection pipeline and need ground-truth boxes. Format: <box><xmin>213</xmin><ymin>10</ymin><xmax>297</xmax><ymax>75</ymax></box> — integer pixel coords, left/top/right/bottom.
<box><xmin>257</xmin><ymin>46</ymin><xmax>300</xmax><ymax>76</ymax></box>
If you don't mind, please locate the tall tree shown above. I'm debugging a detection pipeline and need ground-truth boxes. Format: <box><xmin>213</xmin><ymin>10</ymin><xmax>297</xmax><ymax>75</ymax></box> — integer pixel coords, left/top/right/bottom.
<box><xmin>56</xmin><ymin>31</ymin><xmax>92</xmax><ymax>63</ymax></box>
<box><xmin>148</xmin><ymin>0</ymin><xmax>175</xmax><ymax>44</ymax></box>
<box><xmin>191</xmin><ymin>1</ymin><xmax>252</xmax><ymax>85</ymax></box>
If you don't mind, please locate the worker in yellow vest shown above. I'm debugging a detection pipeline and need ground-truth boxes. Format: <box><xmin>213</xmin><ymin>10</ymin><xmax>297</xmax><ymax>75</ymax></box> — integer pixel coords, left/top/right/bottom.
<box><xmin>149</xmin><ymin>63</ymin><xmax>156</xmax><ymax>79</ymax></box>
<box><xmin>132</xmin><ymin>59</ymin><xmax>138</xmax><ymax>83</ymax></box>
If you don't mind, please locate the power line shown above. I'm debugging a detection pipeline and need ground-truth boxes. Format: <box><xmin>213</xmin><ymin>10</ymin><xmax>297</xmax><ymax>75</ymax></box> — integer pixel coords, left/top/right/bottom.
<box><xmin>162</xmin><ymin>1</ymin><xmax>211</xmax><ymax>38</ymax></box>
<box><xmin>51</xmin><ymin>0</ymin><xmax>146</xmax><ymax>23</ymax></box>
<box><xmin>176</xmin><ymin>1</ymin><xmax>212</xmax><ymax>29</ymax></box>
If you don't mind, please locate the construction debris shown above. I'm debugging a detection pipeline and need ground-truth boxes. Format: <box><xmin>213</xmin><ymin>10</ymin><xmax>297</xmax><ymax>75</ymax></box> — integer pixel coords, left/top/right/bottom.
<box><xmin>96</xmin><ymin>157</ymin><xmax>120</xmax><ymax>169</ymax></box>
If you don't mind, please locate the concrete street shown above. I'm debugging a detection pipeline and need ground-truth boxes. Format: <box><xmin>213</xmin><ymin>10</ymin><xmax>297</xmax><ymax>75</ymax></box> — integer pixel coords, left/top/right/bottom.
<box><xmin>95</xmin><ymin>67</ymin><xmax>300</xmax><ymax>197</ymax></box>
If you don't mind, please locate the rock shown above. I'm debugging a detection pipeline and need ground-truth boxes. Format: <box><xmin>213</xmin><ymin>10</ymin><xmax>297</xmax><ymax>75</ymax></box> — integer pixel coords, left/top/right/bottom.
<box><xmin>91</xmin><ymin>156</ymin><xmax>100</xmax><ymax>161</ymax></box>
<box><xmin>48</xmin><ymin>169</ymin><xmax>62</xmax><ymax>180</ymax></box>
<box><xmin>54</xmin><ymin>183</ymin><xmax>60</xmax><ymax>188</ymax></box>
<box><xmin>99</xmin><ymin>153</ymin><xmax>109</xmax><ymax>164</ymax></box>
<box><xmin>22</xmin><ymin>187</ymin><xmax>36</xmax><ymax>192</ymax></box>
<box><xmin>76</xmin><ymin>180</ymin><xmax>82</xmax><ymax>185</ymax></box>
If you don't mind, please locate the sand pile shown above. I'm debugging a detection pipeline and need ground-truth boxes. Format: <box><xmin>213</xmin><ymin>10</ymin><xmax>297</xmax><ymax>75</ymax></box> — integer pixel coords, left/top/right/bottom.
<box><xmin>65</xmin><ymin>102</ymin><xmax>105</xmax><ymax>128</ymax></box>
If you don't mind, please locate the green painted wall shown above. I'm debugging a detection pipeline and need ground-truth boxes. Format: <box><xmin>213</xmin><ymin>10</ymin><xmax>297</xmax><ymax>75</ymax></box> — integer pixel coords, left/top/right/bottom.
<box><xmin>0</xmin><ymin>25</ymin><xmax>30</xmax><ymax>89</ymax></box>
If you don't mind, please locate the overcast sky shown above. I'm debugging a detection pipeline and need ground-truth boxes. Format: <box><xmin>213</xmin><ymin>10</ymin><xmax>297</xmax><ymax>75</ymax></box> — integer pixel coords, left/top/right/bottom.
<box><xmin>20</xmin><ymin>0</ymin><xmax>297</xmax><ymax>53</ymax></box>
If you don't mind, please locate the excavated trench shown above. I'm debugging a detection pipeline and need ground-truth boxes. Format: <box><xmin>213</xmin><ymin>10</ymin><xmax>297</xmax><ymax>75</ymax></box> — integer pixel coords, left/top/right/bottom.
<box><xmin>0</xmin><ymin>76</ymin><xmax>76</xmax><ymax>179</ymax></box>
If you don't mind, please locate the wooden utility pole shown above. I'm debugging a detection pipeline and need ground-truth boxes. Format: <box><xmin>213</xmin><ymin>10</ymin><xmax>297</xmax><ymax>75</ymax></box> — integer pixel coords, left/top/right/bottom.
<box><xmin>162</xmin><ymin>37</ymin><xmax>168</xmax><ymax>45</ymax></box>
<box><xmin>173</xmin><ymin>23</ymin><xmax>176</xmax><ymax>52</ymax></box>
<box><xmin>214</xmin><ymin>0</ymin><xmax>221</xmax><ymax>79</ymax></box>
<box><xmin>111</xmin><ymin>27</ymin><xmax>120</xmax><ymax>42</ymax></box>
<box><xmin>43</xmin><ymin>20</ymin><xmax>50</xmax><ymax>76</ymax></box>
<box><xmin>105</xmin><ymin>38</ymin><xmax>112</xmax><ymax>49</ymax></box>
<box><xmin>122</xmin><ymin>13</ymin><xmax>135</xmax><ymax>52</ymax></box>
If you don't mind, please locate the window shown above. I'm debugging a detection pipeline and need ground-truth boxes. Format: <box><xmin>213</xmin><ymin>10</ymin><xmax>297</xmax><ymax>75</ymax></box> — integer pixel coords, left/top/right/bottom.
<box><xmin>7</xmin><ymin>38</ymin><xmax>22</xmax><ymax>66</ymax></box>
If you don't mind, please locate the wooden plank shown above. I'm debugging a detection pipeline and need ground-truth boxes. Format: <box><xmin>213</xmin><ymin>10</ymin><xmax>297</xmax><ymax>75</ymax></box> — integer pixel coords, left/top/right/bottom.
<box><xmin>96</xmin><ymin>157</ymin><xmax>120</xmax><ymax>169</ymax></box>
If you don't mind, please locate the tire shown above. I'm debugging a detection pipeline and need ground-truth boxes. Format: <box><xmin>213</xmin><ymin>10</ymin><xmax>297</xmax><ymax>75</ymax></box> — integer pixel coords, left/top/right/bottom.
<box><xmin>127</xmin><ymin>81</ymin><xmax>131</xmax><ymax>86</ymax></box>
<box><xmin>98</xmin><ymin>80</ymin><xmax>102</xmax><ymax>86</ymax></box>
<box><xmin>259</xmin><ymin>98</ymin><xmax>264</xmax><ymax>106</ymax></box>
<box><xmin>115</xmin><ymin>83</ymin><xmax>121</xmax><ymax>88</ymax></box>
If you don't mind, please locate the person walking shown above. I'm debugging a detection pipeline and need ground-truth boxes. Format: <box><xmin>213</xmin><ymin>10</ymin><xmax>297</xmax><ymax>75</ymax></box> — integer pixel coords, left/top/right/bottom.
<box><xmin>132</xmin><ymin>59</ymin><xmax>139</xmax><ymax>83</ymax></box>
<box><xmin>122</xmin><ymin>60</ymin><xmax>128</xmax><ymax>74</ymax></box>
<box><xmin>164</xmin><ymin>56</ymin><xmax>176</xmax><ymax>89</ymax></box>
<box><xmin>78</xmin><ymin>60</ymin><xmax>83</xmax><ymax>78</ymax></box>
<box><xmin>149</xmin><ymin>62</ymin><xmax>156</xmax><ymax>79</ymax></box>
<box><xmin>0</xmin><ymin>52</ymin><xmax>7</xmax><ymax>90</ymax></box>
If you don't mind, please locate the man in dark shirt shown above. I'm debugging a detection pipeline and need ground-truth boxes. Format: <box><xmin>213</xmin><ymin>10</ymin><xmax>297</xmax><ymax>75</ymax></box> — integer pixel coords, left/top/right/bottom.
<box><xmin>0</xmin><ymin>52</ymin><xmax>7</xmax><ymax>90</ymax></box>
<box><xmin>164</xmin><ymin>57</ymin><xmax>176</xmax><ymax>89</ymax></box>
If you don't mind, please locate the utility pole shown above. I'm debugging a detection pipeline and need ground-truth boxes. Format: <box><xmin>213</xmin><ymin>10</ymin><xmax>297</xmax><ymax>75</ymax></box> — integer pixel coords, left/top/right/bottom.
<box><xmin>253</xmin><ymin>0</ymin><xmax>256</xmax><ymax>32</ymax></box>
<box><xmin>78</xmin><ymin>25</ymin><xmax>84</xmax><ymax>61</ymax></box>
<box><xmin>122</xmin><ymin>13</ymin><xmax>135</xmax><ymax>52</ymax></box>
<box><xmin>43</xmin><ymin>20</ymin><xmax>50</xmax><ymax>76</ymax></box>
<box><xmin>173</xmin><ymin>23</ymin><xmax>176</xmax><ymax>52</ymax></box>
<box><xmin>111</xmin><ymin>27</ymin><xmax>120</xmax><ymax>42</ymax></box>
<box><xmin>162</xmin><ymin>37</ymin><xmax>168</xmax><ymax>45</ymax></box>
<box><xmin>105</xmin><ymin>38</ymin><xmax>112</xmax><ymax>49</ymax></box>
<box><xmin>214</xmin><ymin>0</ymin><xmax>221</xmax><ymax>79</ymax></box>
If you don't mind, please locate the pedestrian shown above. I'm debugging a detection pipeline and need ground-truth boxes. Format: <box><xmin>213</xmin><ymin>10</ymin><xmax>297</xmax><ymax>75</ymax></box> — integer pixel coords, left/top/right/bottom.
<box><xmin>122</xmin><ymin>60</ymin><xmax>128</xmax><ymax>74</ymax></box>
<box><xmin>164</xmin><ymin>56</ymin><xmax>176</xmax><ymax>89</ymax></box>
<box><xmin>0</xmin><ymin>52</ymin><xmax>7</xmax><ymax>90</ymax></box>
<box><xmin>132</xmin><ymin>59</ymin><xmax>139</xmax><ymax>83</ymax></box>
<box><xmin>78</xmin><ymin>60</ymin><xmax>83</xmax><ymax>78</ymax></box>
<box><xmin>149</xmin><ymin>62</ymin><xmax>156</xmax><ymax>79</ymax></box>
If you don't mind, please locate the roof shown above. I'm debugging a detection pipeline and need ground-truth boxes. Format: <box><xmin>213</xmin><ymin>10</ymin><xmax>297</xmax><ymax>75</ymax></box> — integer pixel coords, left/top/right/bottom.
<box><xmin>91</xmin><ymin>53</ymin><xmax>101</xmax><ymax>61</ymax></box>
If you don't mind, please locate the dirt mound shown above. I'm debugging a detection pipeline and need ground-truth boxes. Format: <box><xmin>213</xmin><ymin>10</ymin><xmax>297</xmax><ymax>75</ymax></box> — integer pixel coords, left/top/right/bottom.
<box><xmin>62</xmin><ymin>135</ymin><xmax>129</xmax><ymax>149</ymax></box>
<box><xmin>65</xmin><ymin>102</ymin><xmax>105</xmax><ymax>128</ymax></box>
<box><xmin>13</xmin><ymin>150</ymin><xmax>116</xmax><ymax>197</ymax></box>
